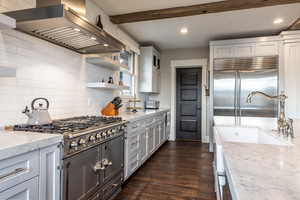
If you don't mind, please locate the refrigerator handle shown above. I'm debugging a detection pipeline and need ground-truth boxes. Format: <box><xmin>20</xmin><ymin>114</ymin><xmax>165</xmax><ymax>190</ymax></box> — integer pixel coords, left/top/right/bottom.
<box><xmin>234</xmin><ymin>72</ymin><xmax>238</xmax><ymax>118</ymax></box>
<box><xmin>238</xmin><ymin>72</ymin><xmax>242</xmax><ymax>118</ymax></box>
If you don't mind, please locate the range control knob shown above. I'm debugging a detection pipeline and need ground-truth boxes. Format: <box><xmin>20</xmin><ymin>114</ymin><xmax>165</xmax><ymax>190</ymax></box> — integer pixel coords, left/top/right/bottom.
<box><xmin>79</xmin><ymin>138</ymin><xmax>86</xmax><ymax>145</ymax></box>
<box><xmin>96</xmin><ymin>133</ymin><xmax>101</xmax><ymax>139</ymax></box>
<box><xmin>102</xmin><ymin>132</ymin><xmax>107</xmax><ymax>137</ymax></box>
<box><xmin>90</xmin><ymin>135</ymin><xmax>96</xmax><ymax>142</ymax></box>
<box><xmin>112</xmin><ymin>129</ymin><xmax>117</xmax><ymax>133</ymax></box>
<box><xmin>108</xmin><ymin>129</ymin><xmax>113</xmax><ymax>135</ymax></box>
<box><xmin>70</xmin><ymin>141</ymin><xmax>78</xmax><ymax>148</ymax></box>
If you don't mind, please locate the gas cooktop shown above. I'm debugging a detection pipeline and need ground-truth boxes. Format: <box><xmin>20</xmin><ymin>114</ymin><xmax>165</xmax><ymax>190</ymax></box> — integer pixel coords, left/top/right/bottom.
<box><xmin>13</xmin><ymin>116</ymin><xmax>123</xmax><ymax>135</ymax></box>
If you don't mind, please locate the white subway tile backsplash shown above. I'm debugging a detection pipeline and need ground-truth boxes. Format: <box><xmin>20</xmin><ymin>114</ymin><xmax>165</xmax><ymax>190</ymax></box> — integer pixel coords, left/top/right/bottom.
<box><xmin>0</xmin><ymin>30</ymin><xmax>115</xmax><ymax>126</ymax></box>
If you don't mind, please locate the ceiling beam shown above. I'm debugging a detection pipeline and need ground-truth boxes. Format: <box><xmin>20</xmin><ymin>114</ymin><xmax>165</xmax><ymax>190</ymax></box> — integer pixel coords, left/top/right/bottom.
<box><xmin>110</xmin><ymin>0</ymin><xmax>300</xmax><ymax>24</ymax></box>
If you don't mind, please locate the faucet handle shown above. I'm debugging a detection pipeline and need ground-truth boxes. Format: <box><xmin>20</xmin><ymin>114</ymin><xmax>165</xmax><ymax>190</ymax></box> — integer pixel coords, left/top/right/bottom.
<box><xmin>287</xmin><ymin>118</ymin><xmax>294</xmax><ymax>138</ymax></box>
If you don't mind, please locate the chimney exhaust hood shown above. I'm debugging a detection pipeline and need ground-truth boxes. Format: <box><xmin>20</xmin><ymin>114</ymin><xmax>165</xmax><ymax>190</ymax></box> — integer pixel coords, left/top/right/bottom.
<box><xmin>4</xmin><ymin>0</ymin><xmax>125</xmax><ymax>54</ymax></box>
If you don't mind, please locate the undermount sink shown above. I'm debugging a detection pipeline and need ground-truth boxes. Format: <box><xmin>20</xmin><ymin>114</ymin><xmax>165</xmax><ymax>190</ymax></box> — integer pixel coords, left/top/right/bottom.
<box><xmin>214</xmin><ymin>126</ymin><xmax>291</xmax><ymax>173</ymax></box>
<box><xmin>214</xmin><ymin>126</ymin><xmax>291</xmax><ymax>146</ymax></box>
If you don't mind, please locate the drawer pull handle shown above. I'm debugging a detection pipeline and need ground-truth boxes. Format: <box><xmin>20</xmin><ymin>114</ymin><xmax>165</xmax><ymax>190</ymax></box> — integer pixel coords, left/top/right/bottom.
<box><xmin>0</xmin><ymin>168</ymin><xmax>26</xmax><ymax>181</ymax></box>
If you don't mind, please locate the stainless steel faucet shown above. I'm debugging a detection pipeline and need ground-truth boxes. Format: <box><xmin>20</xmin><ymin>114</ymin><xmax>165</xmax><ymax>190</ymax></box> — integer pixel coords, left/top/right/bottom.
<box><xmin>246</xmin><ymin>91</ymin><xmax>294</xmax><ymax>138</ymax></box>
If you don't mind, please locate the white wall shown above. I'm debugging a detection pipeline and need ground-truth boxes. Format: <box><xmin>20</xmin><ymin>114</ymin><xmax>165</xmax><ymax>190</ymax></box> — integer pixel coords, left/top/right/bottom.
<box><xmin>148</xmin><ymin>47</ymin><xmax>209</xmax><ymax>107</ymax></box>
<box><xmin>87</xmin><ymin>0</ymin><xmax>140</xmax><ymax>54</ymax></box>
<box><xmin>0</xmin><ymin>30</ymin><xmax>116</xmax><ymax>126</ymax></box>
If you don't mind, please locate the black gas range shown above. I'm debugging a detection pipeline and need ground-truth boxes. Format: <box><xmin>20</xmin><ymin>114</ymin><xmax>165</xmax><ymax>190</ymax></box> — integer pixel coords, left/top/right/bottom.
<box><xmin>14</xmin><ymin>116</ymin><xmax>126</xmax><ymax>158</ymax></box>
<box><xmin>14</xmin><ymin>116</ymin><xmax>126</xmax><ymax>200</ymax></box>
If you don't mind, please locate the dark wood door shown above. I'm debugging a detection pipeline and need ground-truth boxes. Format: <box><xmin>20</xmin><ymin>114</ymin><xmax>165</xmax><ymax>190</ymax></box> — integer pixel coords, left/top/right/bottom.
<box><xmin>176</xmin><ymin>68</ymin><xmax>202</xmax><ymax>141</ymax></box>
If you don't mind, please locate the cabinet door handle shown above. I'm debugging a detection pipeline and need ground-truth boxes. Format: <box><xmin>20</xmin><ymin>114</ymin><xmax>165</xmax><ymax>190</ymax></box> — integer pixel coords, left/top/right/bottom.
<box><xmin>0</xmin><ymin>168</ymin><xmax>26</xmax><ymax>181</ymax></box>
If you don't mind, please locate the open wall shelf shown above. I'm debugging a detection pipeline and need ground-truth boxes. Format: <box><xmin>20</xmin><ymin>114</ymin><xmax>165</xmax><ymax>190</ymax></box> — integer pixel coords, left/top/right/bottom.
<box><xmin>87</xmin><ymin>82</ymin><xmax>130</xmax><ymax>90</ymax></box>
<box><xmin>86</xmin><ymin>55</ymin><xmax>129</xmax><ymax>71</ymax></box>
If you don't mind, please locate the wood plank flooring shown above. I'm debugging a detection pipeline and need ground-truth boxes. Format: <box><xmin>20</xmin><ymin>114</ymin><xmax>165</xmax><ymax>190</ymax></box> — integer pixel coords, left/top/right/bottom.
<box><xmin>115</xmin><ymin>141</ymin><xmax>216</xmax><ymax>200</ymax></box>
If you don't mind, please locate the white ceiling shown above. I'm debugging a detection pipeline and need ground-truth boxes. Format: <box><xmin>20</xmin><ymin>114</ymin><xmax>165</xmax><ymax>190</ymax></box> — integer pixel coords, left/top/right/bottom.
<box><xmin>94</xmin><ymin>0</ymin><xmax>223</xmax><ymax>15</ymax></box>
<box><xmin>95</xmin><ymin>1</ymin><xmax>300</xmax><ymax>50</ymax></box>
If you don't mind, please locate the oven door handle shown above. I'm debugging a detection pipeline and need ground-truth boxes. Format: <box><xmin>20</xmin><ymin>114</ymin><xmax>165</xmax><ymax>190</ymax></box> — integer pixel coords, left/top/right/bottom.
<box><xmin>93</xmin><ymin>161</ymin><xmax>105</xmax><ymax>172</ymax></box>
<box><xmin>102</xmin><ymin>158</ymin><xmax>112</xmax><ymax>167</ymax></box>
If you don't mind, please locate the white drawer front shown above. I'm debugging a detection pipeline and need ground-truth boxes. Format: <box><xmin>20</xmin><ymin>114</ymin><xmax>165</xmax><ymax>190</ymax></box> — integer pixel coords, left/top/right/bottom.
<box><xmin>145</xmin><ymin>117</ymin><xmax>155</xmax><ymax>126</ymax></box>
<box><xmin>127</xmin><ymin>121</ymin><xmax>141</xmax><ymax>133</ymax></box>
<box><xmin>0</xmin><ymin>151</ymin><xmax>39</xmax><ymax>192</ymax></box>
<box><xmin>0</xmin><ymin>176</ymin><xmax>39</xmax><ymax>200</ymax></box>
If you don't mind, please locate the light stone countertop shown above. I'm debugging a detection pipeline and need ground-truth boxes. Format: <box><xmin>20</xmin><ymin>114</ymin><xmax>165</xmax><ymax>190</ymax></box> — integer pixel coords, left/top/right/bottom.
<box><xmin>0</xmin><ymin>130</ymin><xmax>63</xmax><ymax>161</ymax></box>
<box><xmin>118</xmin><ymin>108</ymin><xmax>170</xmax><ymax>122</ymax></box>
<box><xmin>214</xmin><ymin>116</ymin><xmax>300</xmax><ymax>200</ymax></box>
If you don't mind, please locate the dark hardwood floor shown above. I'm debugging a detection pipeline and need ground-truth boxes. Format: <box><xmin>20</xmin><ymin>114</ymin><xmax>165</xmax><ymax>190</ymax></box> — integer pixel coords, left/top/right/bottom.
<box><xmin>115</xmin><ymin>141</ymin><xmax>216</xmax><ymax>200</ymax></box>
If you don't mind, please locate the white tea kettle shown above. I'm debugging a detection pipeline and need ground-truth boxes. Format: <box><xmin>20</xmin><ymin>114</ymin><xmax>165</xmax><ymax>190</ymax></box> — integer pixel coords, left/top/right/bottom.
<box><xmin>22</xmin><ymin>98</ymin><xmax>52</xmax><ymax>125</ymax></box>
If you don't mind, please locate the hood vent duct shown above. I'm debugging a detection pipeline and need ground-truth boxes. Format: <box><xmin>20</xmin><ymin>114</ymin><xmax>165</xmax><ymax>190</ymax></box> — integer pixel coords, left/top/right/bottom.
<box><xmin>4</xmin><ymin>0</ymin><xmax>125</xmax><ymax>54</ymax></box>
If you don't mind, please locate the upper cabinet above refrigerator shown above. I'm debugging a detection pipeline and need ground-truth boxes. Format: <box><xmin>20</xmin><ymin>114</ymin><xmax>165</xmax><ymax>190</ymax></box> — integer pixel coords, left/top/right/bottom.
<box><xmin>210</xmin><ymin>36</ymin><xmax>280</xmax><ymax>59</ymax></box>
<box><xmin>139</xmin><ymin>46</ymin><xmax>161</xmax><ymax>93</ymax></box>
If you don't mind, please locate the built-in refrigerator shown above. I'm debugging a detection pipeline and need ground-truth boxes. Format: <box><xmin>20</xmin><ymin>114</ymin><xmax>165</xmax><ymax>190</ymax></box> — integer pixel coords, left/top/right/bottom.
<box><xmin>213</xmin><ymin>56</ymin><xmax>279</xmax><ymax>119</ymax></box>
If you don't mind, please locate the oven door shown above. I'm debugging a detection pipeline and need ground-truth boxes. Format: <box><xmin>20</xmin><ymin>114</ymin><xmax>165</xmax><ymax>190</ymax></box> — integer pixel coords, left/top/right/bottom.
<box><xmin>101</xmin><ymin>135</ymin><xmax>124</xmax><ymax>184</ymax></box>
<box><xmin>63</xmin><ymin>146</ymin><xmax>101</xmax><ymax>200</ymax></box>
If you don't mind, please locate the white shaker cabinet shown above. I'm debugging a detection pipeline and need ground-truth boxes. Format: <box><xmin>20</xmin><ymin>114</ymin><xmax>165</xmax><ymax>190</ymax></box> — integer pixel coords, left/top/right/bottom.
<box><xmin>282</xmin><ymin>31</ymin><xmax>300</xmax><ymax>119</ymax></box>
<box><xmin>211</xmin><ymin>36</ymin><xmax>280</xmax><ymax>59</ymax></box>
<box><xmin>139</xmin><ymin>46</ymin><xmax>161</xmax><ymax>93</ymax></box>
<box><xmin>147</xmin><ymin>127</ymin><xmax>155</xmax><ymax>154</ymax></box>
<box><xmin>0</xmin><ymin>143</ymin><xmax>61</xmax><ymax>200</ymax></box>
<box><xmin>154</xmin><ymin>123</ymin><xmax>160</xmax><ymax>149</ymax></box>
<box><xmin>254</xmin><ymin>41</ymin><xmax>279</xmax><ymax>56</ymax></box>
<box><xmin>124</xmin><ymin>111</ymin><xmax>169</xmax><ymax>180</ymax></box>
<box><xmin>139</xmin><ymin>129</ymin><xmax>148</xmax><ymax>164</ymax></box>
<box><xmin>39</xmin><ymin>144</ymin><xmax>62</xmax><ymax>200</ymax></box>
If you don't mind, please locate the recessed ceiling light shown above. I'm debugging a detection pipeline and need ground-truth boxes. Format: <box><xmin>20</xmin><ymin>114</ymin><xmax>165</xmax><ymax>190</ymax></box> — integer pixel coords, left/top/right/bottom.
<box><xmin>180</xmin><ymin>27</ymin><xmax>188</xmax><ymax>34</ymax></box>
<box><xmin>90</xmin><ymin>36</ymin><xmax>97</xmax><ymax>40</ymax></box>
<box><xmin>73</xmin><ymin>28</ymin><xmax>80</xmax><ymax>32</ymax></box>
<box><xmin>273</xmin><ymin>18</ymin><xmax>283</xmax><ymax>24</ymax></box>
<box><xmin>104</xmin><ymin>44</ymin><xmax>109</xmax><ymax>47</ymax></box>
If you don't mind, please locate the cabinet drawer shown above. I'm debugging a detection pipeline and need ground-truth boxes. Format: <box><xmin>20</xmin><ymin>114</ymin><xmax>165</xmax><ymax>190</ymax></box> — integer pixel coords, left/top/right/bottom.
<box><xmin>0</xmin><ymin>151</ymin><xmax>39</xmax><ymax>192</ymax></box>
<box><xmin>155</xmin><ymin>115</ymin><xmax>164</xmax><ymax>122</ymax></box>
<box><xmin>0</xmin><ymin>176</ymin><xmax>39</xmax><ymax>200</ymax></box>
<box><xmin>102</xmin><ymin>174</ymin><xmax>123</xmax><ymax>200</ymax></box>
<box><xmin>145</xmin><ymin>117</ymin><xmax>155</xmax><ymax>125</ymax></box>
<box><xmin>127</xmin><ymin>121</ymin><xmax>142</xmax><ymax>132</ymax></box>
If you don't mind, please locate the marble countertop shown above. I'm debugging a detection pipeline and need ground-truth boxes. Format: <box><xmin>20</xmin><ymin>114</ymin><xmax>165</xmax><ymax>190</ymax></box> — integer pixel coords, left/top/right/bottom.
<box><xmin>118</xmin><ymin>108</ymin><xmax>170</xmax><ymax>122</ymax></box>
<box><xmin>0</xmin><ymin>130</ymin><xmax>63</xmax><ymax>161</ymax></box>
<box><xmin>214</xmin><ymin>116</ymin><xmax>300</xmax><ymax>200</ymax></box>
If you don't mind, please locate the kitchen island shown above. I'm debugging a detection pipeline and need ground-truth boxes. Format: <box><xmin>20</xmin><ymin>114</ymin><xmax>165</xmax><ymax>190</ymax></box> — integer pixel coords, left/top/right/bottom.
<box><xmin>214</xmin><ymin>116</ymin><xmax>300</xmax><ymax>200</ymax></box>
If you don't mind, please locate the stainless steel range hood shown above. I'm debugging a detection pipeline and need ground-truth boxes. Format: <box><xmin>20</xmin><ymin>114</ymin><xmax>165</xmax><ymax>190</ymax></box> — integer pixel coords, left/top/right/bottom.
<box><xmin>4</xmin><ymin>0</ymin><xmax>125</xmax><ymax>54</ymax></box>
